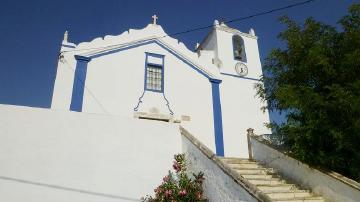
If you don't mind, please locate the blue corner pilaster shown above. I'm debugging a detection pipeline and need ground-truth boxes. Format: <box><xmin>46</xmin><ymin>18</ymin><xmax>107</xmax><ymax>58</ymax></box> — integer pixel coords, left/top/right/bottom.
<box><xmin>70</xmin><ymin>55</ymin><xmax>91</xmax><ymax>112</ymax></box>
<box><xmin>209</xmin><ymin>78</ymin><xmax>224</xmax><ymax>156</ymax></box>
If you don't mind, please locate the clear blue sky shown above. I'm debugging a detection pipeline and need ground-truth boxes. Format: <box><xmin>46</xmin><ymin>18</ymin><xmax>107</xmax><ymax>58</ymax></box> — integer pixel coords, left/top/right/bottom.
<box><xmin>0</xmin><ymin>0</ymin><xmax>357</xmax><ymax>108</ymax></box>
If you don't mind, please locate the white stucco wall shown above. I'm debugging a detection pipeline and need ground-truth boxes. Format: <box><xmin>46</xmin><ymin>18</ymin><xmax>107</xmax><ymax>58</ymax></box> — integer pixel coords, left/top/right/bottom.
<box><xmin>0</xmin><ymin>104</ymin><xmax>182</xmax><ymax>201</ymax></box>
<box><xmin>52</xmin><ymin>23</ymin><xmax>271</xmax><ymax>158</ymax></box>
<box><xmin>215</xmin><ymin>26</ymin><xmax>270</xmax><ymax>157</ymax></box>
<box><xmin>51</xmin><ymin>45</ymin><xmax>77</xmax><ymax>110</ymax></box>
<box><xmin>181</xmin><ymin>132</ymin><xmax>258</xmax><ymax>202</ymax></box>
<box><xmin>214</xmin><ymin>27</ymin><xmax>263</xmax><ymax>79</ymax></box>
<box><xmin>220</xmin><ymin>76</ymin><xmax>270</xmax><ymax>158</ymax></box>
<box><xmin>250</xmin><ymin>136</ymin><xmax>360</xmax><ymax>202</ymax></box>
<box><xmin>82</xmin><ymin>42</ymin><xmax>216</xmax><ymax>152</ymax></box>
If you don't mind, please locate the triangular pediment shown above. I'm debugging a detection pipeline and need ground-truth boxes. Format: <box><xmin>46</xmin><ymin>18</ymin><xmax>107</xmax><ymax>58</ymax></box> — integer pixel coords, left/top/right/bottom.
<box><xmin>70</xmin><ymin>24</ymin><xmax>221</xmax><ymax>80</ymax></box>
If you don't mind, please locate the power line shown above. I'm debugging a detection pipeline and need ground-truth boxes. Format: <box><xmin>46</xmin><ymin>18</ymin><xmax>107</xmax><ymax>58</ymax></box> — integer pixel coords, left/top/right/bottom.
<box><xmin>168</xmin><ymin>0</ymin><xmax>316</xmax><ymax>37</ymax></box>
<box><xmin>55</xmin><ymin>0</ymin><xmax>316</xmax><ymax>115</ymax></box>
<box><xmin>60</xmin><ymin>0</ymin><xmax>316</xmax><ymax>55</ymax></box>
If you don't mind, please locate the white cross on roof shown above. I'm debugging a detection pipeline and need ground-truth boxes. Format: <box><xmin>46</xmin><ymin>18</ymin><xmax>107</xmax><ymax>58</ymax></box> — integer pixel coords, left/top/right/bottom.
<box><xmin>152</xmin><ymin>15</ymin><xmax>158</xmax><ymax>25</ymax></box>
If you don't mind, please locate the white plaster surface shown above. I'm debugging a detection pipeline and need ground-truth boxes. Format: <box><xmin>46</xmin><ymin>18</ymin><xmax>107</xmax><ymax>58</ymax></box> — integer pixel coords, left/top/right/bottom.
<box><xmin>250</xmin><ymin>136</ymin><xmax>360</xmax><ymax>202</ymax></box>
<box><xmin>181</xmin><ymin>135</ymin><xmax>257</xmax><ymax>202</ymax></box>
<box><xmin>51</xmin><ymin>22</ymin><xmax>271</xmax><ymax>158</ymax></box>
<box><xmin>0</xmin><ymin>104</ymin><xmax>182</xmax><ymax>201</ymax></box>
<box><xmin>199</xmin><ymin>23</ymin><xmax>271</xmax><ymax>157</ymax></box>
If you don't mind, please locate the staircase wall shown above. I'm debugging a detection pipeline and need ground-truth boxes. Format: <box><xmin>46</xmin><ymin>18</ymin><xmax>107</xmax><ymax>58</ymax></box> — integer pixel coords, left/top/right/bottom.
<box><xmin>0</xmin><ymin>104</ymin><xmax>182</xmax><ymax>201</ymax></box>
<box><xmin>250</xmin><ymin>135</ymin><xmax>360</xmax><ymax>202</ymax></box>
<box><xmin>180</xmin><ymin>127</ymin><xmax>262</xmax><ymax>202</ymax></box>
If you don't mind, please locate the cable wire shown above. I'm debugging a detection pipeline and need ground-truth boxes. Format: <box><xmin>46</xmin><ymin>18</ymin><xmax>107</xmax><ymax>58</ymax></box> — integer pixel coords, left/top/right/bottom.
<box><xmin>55</xmin><ymin>0</ymin><xmax>316</xmax><ymax>113</ymax></box>
<box><xmin>60</xmin><ymin>0</ymin><xmax>316</xmax><ymax>54</ymax></box>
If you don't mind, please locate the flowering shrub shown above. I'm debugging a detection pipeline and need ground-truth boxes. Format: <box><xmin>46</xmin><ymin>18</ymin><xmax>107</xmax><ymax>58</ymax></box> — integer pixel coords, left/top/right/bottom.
<box><xmin>141</xmin><ymin>154</ymin><xmax>208</xmax><ymax>202</ymax></box>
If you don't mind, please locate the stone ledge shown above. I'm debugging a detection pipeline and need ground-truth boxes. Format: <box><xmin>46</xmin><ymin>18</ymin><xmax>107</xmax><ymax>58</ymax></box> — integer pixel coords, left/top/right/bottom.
<box><xmin>250</xmin><ymin>134</ymin><xmax>360</xmax><ymax>191</ymax></box>
<box><xmin>179</xmin><ymin>126</ymin><xmax>272</xmax><ymax>202</ymax></box>
<box><xmin>134</xmin><ymin>112</ymin><xmax>176</xmax><ymax>122</ymax></box>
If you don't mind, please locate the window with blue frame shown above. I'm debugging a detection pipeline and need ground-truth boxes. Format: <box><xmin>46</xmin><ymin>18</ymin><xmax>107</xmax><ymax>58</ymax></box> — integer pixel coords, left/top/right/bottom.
<box><xmin>144</xmin><ymin>52</ymin><xmax>165</xmax><ymax>92</ymax></box>
<box><xmin>145</xmin><ymin>64</ymin><xmax>163</xmax><ymax>92</ymax></box>
<box><xmin>232</xmin><ymin>35</ymin><xmax>246</xmax><ymax>62</ymax></box>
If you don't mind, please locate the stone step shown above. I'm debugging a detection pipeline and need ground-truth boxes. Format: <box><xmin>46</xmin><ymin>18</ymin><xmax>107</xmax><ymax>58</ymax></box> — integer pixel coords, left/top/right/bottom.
<box><xmin>266</xmin><ymin>190</ymin><xmax>312</xmax><ymax>199</ymax></box>
<box><xmin>247</xmin><ymin>178</ymin><xmax>286</xmax><ymax>185</ymax></box>
<box><xmin>273</xmin><ymin>196</ymin><xmax>324</xmax><ymax>202</ymax></box>
<box><xmin>219</xmin><ymin>157</ymin><xmax>325</xmax><ymax>202</ymax></box>
<box><xmin>241</xmin><ymin>174</ymin><xmax>278</xmax><ymax>179</ymax></box>
<box><xmin>257</xmin><ymin>184</ymin><xmax>298</xmax><ymax>192</ymax></box>
<box><xmin>227</xmin><ymin>163</ymin><xmax>262</xmax><ymax>169</ymax></box>
<box><xmin>236</xmin><ymin>168</ymin><xmax>276</xmax><ymax>175</ymax></box>
<box><xmin>220</xmin><ymin>158</ymin><xmax>259</xmax><ymax>164</ymax></box>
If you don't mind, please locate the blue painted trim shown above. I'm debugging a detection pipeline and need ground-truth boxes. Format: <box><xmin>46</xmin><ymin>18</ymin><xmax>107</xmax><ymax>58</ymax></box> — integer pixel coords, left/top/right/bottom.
<box><xmin>133</xmin><ymin>91</ymin><xmax>145</xmax><ymax>111</ymax></box>
<box><xmin>145</xmin><ymin>52</ymin><xmax>165</xmax><ymax>58</ymax></box>
<box><xmin>220</xmin><ymin>72</ymin><xmax>260</xmax><ymax>81</ymax></box>
<box><xmin>161</xmin><ymin>55</ymin><xmax>174</xmax><ymax>115</ymax></box>
<box><xmin>70</xmin><ymin>55</ymin><xmax>91</xmax><ymax>112</ymax></box>
<box><xmin>163</xmin><ymin>93</ymin><xmax>174</xmax><ymax>115</ymax></box>
<box><xmin>155</xmin><ymin>41</ymin><xmax>212</xmax><ymax>80</ymax></box>
<box><xmin>91</xmin><ymin>41</ymin><xmax>153</xmax><ymax>59</ymax></box>
<box><xmin>144</xmin><ymin>52</ymin><xmax>164</xmax><ymax>93</ymax></box>
<box><xmin>133</xmin><ymin>52</ymin><xmax>174</xmax><ymax>115</ymax></box>
<box><xmin>74</xmin><ymin>55</ymin><xmax>91</xmax><ymax>62</ymax></box>
<box><xmin>143</xmin><ymin>52</ymin><xmax>149</xmax><ymax>91</ymax></box>
<box><xmin>146</xmin><ymin>62</ymin><xmax>162</xmax><ymax>67</ymax></box>
<box><xmin>209</xmin><ymin>78</ymin><xmax>222</xmax><ymax>84</ymax></box>
<box><xmin>134</xmin><ymin>53</ymin><xmax>149</xmax><ymax>111</ymax></box>
<box><xmin>209</xmin><ymin>79</ymin><xmax>224</xmax><ymax>156</ymax></box>
<box><xmin>62</xmin><ymin>44</ymin><xmax>76</xmax><ymax>48</ymax></box>
<box><xmin>87</xmin><ymin>40</ymin><xmax>218</xmax><ymax>81</ymax></box>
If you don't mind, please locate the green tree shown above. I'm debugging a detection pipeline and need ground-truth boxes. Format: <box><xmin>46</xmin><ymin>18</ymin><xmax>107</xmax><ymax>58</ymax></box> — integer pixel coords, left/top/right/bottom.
<box><xmin>256</xmin><ymin>4</ymin><xmax>360</xmax><ymax>181</ymax></box>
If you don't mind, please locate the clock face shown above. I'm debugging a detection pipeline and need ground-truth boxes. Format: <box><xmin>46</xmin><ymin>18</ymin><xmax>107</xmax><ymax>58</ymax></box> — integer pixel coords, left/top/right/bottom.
<box><xmin>235</xmin><ymin>62</ymin><xmax>248</xmax><ymax>76</ymax></box>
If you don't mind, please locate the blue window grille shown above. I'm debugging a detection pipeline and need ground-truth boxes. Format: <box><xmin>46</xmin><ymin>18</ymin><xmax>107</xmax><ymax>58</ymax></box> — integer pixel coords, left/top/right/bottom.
<box><xmin>144</xmin><ymin>52</ymin><xmax>165</xmax><ymax>92</ymax></box>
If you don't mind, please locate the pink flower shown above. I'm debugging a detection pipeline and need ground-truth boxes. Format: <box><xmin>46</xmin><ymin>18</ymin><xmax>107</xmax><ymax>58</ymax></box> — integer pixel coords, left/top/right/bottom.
<box><xmin>173</xmin><ymin>161</ymin><xmax>181</xmax><ymax>172</ymax></box>
<box><xmin>165</xmin><ymin>190</ymin><xmax>173</xmax><ymax>198</ymax></box>
<box><xmin>154</xmin><ymin>187</ymin><xmax>163</xmax><ymax>194</ymax></box>
<box><xmin>179</xmin><ymin>189</ymin><xmax>187</xmax><ymax>197</ymax></box>
<box><xmin>163</xmin><ymin>175</ymin><xmax>169</xmax><ymax>182</ymax></box>
<box><xmin>196</xmin><ymin>191</ymin><xmax>202</xmax><ymax>199</ymax></box>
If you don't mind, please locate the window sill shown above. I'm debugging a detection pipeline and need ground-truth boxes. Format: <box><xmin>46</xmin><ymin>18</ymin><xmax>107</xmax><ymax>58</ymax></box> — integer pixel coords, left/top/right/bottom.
<box><xmin>134</xmin><ymin>112</ymin><xmax>180</xmax><ymax>123</ymax></box>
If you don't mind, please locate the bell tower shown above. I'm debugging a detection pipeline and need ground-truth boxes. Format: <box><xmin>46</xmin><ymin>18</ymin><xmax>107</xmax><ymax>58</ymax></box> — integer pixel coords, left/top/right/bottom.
<box><xmin>196</xmin><ymin>21</ymin><xmax>263</xmax><ymax>80</ymax></box>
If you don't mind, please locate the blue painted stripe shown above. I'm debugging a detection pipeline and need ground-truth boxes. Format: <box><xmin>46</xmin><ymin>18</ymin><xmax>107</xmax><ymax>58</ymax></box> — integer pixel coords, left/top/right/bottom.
<box><xmin>70</xmin><ymin>55</ymin><xmax>91</xmax><ymax>112</ymax></box>
<box><xmin>209</xmin><ymin>79</ymin><xmax>224</xmax><ymax>156</ymax></box>
<box><xmin>145</xmin><ymin>52</ymin><xmax>165</xmax><ymax>58</ymax></box>
<box><xmin>88</xmin><ymin>40</ymin><xmax>218</xmax><ymax>81</ymax></box>
<box><xmin>154</xmin><ymin>41</ymin><xmax>212</xmax><ymax>80</ymax></box>
<box><xmin>69</xmin><ymin>39</ymin><xmax>220</xmax><ymax>115</ymax></box>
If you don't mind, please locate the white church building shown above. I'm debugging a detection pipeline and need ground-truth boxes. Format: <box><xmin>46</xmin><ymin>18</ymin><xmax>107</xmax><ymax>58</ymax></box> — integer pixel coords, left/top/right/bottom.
<box><xmin>53</xmin><ymin>16</ymin><xmax>270</xmax><ymax>158</ymax></box>
<box><xmin>0</xmin><ymin>16</ymin><xmax>277</xmax><ymax>201</ymax></box>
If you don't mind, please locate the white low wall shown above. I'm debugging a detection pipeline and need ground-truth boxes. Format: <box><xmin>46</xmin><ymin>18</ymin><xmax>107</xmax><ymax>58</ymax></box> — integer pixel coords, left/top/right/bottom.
<box><xmin>0</xmin><ymin>104</ymin><xmax>181</xmax><ymax>202</ymax></box>
<box><xmin>250</xmin><ymin>135</ymin><xmax>360</xmax><ymax>202</ymax></box>
<box><xmin>180</xmin><ymin>127</ymin><xmax>263</xmax><ymax>202</ymax></box>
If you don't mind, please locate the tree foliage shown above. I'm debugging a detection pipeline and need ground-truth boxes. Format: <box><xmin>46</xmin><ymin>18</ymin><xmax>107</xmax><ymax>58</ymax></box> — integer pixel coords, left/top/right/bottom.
<box><xmin>256</xmin><ymin>4</ymin><xmax>360</xmax><ymax>181</ymax></box>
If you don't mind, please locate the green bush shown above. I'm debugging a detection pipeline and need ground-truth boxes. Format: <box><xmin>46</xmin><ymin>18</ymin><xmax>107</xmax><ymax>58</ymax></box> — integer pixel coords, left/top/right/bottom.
<box><xmin>141</xmin><ymin>154</ymin><xmax>208</xmax><ymax>202</ymax></box>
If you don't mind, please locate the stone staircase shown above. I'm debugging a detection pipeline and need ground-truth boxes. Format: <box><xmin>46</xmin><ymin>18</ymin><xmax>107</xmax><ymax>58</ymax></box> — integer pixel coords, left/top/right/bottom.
<box><xmin>219</xmin><ymin>157</ymin><xmax>325</xmax><ymax>202</ymax></box>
